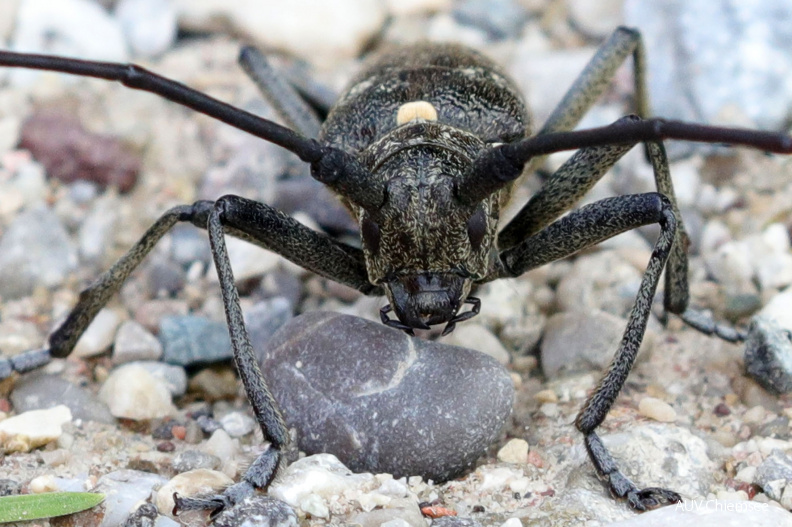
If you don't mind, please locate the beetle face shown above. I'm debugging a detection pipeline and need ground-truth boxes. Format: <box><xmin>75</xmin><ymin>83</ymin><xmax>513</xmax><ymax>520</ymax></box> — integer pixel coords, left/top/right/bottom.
<box><xmin>356</xmin><ymin>122</ymin><xmax>502</xmax><ymax>333</ymax></box>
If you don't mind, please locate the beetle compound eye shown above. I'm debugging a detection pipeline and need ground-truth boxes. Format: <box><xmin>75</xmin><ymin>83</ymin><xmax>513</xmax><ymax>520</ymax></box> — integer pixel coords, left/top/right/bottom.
<box><xmin>361</xmin><ymin>215</ymin><xmax>381</xmax><ymax>255</ymax></box>
<box><xmin>466</xmin><ymin>207</ymin><xmax>487</xmax><ymax>250</ymax></box>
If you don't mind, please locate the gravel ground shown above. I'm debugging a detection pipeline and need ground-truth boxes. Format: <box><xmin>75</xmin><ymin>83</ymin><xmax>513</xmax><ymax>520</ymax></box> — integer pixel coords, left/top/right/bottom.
<box><xmin>2</xmin><ymin>1</ymin><xmax>792</xmax><ymax>526</ymax></box>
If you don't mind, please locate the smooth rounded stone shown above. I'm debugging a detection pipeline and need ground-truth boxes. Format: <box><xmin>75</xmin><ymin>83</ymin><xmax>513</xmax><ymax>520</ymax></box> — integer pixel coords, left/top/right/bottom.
<box><xmin>213</xmin><ymin>496</ymin><xmax>298</xmax><ymax>527</ymax></box>
<box><xmin>131</xmin><ymin>361</ymin><xmax>188</xmax><ymax>397</ymax></box>
<box><xmin>99</xmin><ymin>363</ymin><xmax>177</xmax><ymax>420</ymax></box>
<box><xmin>172</xmin><ymin>450</ymin><xmax>221</xmax><ymax>473</ymax></box>
<box><xmin>496</xmin><ymin>438</ymin><xmax>529</xmax><ymax>464</ymax></box>
<box><xmin>755</xmin><ymin>450</ymin><xmax>792</xmax><ymax>500</ymax></box>
<box><xmin>115</xmin><ymin>0</ymin><xmax>177</xmax><ymax>58</ymax></box>
<box><xmin>444</xmin><ymin>323</ymin><xmax>510</xmax><ymax>366</ymax></box>
<box><xmin>174</xmin><ymin>0</ymin><xmax>386</xmax><ymax>65</ymax></box>
<box><xmin>624</xmin><ymin>1</ymin><xmax>792</xmax><ymax>134</ymax></box>
<box><xmin>637</xmin><ymin>397</ymin><xmax>677</xmax><ymax>423</ymax></box>
<box><xmin>245</xmin><ymin>297</ymin><xmax>293</xmax><ymax>353</ymax></box>
<box><xmin>219</xmin><ymin>411</ymin><xmax>256</xmax><ymax>438</ymax></box>
<box><xmin>259</xmin><ymin>312</ymin><xmax>514</xmax><ymax>482</ymax></box>
<box><xmin>452</xmin><ymin>0</ymin><xmax>527</xmax><ymax>40</ymax></box>
<box><xmin>0</xmin><ymin>203</ymin><xmax>78</xmax><ymax>299</ymax></box>
<box><xmin>159</xmin><ymin>315</ymin><xmax>232</xmax><ymax>366</ymax></box>
<box><xmin>10</xmin><ymin>372</ymin><xmax>115</xmax><ymax>424</ymax></box>
<box><xmin>744</xmin><ymin>316</ymin><xmax>792</xmax><ymax>394</ymax></box>
<box><xmin>113</xmin><ymin>320</ymin><xmax>164</xmax><ymax>365</ymax></box>
<box><xmin>73</xmin><ymin>308</ymin><xmax>122</xmax><ymax>359</ymax></box>
<box><xmin>10</xmin><ymin>0</ymin><xmax>128</xmax><ymax>85</ymax></box>
<box><xmin>90</xmin><ymin>470</ymin><xmax>169</xmax><ymax>527</ymax></box>
<box><xmin>155</xmin><ymin>469</ymin><xmax>234</xmax><ymax>518</ymax></box>
<box><xmin>0</xmin><ymin>405</ymin><xmax>72</xmax><ymax>452</ymax></box>
<box><xmin>606</xmin><ymin>500</ymin><xmax>792</xmax><ymax>527</ymax></box>
<box><xmin>540</xmin><ymin>310</ymin><xmax>656</xmax><ymax>380</ymax></box>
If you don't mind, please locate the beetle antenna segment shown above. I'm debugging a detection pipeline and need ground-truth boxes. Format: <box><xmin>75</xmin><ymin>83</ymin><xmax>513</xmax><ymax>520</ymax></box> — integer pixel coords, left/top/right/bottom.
<box><xmin>458</xmin><ymin>116</ymin><xmax>792</xmax><ymax>205</ymax></box>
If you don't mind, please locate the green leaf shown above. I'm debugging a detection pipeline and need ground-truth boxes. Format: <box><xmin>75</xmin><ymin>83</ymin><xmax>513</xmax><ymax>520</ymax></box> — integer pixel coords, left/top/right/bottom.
<box><xmin>0</xmin><ymin>492</ymin><xmax>105</xmax><ymax>523</ymax></box>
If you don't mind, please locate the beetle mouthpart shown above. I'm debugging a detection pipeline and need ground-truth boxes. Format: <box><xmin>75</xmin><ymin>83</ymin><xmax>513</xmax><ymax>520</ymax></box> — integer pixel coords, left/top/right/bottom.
<box><xmin>383</xmin><ymin>273</ymin><xmax>471</xmax><ymax>333</ymax></box>
<box><xmin>380</xmin><ymin>304</ymin><xmax>419</xmax><ymax>336</ymax></box>
<box><xmin>441</xmin><ymin>296</ymin><xmax>481</xmax><ymax>336</ymax></box>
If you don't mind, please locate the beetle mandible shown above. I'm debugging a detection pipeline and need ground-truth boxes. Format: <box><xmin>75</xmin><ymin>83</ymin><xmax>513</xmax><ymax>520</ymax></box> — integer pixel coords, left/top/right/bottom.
<box><xmin>1</xmin><ymin>26</ymin><xmax>792</xmax><ymax>517</ymax></box>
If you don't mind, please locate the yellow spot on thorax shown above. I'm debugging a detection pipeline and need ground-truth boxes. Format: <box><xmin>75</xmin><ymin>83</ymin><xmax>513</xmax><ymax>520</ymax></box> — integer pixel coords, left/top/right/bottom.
<box><xmin>396</xmin><ymin>101</ymin><xmax>438</xmax><ymax>125</ymax></box>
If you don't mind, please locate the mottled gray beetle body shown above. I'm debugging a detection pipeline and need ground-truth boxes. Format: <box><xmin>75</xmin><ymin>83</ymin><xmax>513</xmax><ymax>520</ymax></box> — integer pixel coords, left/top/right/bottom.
<box><xmin>322</xmin><ymin>44</ymin><xmax>530</xmax><ymax>330</ymax></box>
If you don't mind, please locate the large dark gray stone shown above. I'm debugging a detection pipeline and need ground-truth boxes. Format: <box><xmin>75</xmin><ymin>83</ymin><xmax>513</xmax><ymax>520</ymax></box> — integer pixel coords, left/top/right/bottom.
<box><xmin>258</xmin><ymin>312</ymin><xmax>514</xmax><ymax>482</ymax></box>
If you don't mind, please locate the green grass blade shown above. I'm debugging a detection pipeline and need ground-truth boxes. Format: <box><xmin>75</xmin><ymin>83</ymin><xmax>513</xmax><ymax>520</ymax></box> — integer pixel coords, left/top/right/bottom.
<box><xmin>0</xmin><ymin>492</ymin><xmax>105</xmax><ymax>523</ymax></box>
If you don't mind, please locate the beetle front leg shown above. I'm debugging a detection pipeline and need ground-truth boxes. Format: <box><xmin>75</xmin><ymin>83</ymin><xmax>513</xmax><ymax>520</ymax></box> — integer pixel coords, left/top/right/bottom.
<box><xmin>174</xmin><ymin>200</ymin><xmax>288</xmax><ymax>516</ymax></box>
<box><xmin>495</xmin><ymin>192</ymin><xmax>681</xmax><ymax>510</ymax></box>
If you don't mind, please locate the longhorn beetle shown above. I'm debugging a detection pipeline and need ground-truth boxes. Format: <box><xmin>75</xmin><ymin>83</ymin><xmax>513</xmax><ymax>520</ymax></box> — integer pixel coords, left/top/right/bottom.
<box><xmin>1</xmin><ymin>27</ymin><xmax>791</xmax><ymax>516</ymax></box>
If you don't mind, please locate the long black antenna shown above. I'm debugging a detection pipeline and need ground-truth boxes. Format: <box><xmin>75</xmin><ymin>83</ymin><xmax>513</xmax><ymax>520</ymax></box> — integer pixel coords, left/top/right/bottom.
<box><xmin>458</xmin><ymin>117</ymin><xmax>792</xmax><ymax>205</ymax></box>
<box><xmin>0</xmin><ymin>51</ymin><xmax>325</xmax><ymax>163</ymax></box>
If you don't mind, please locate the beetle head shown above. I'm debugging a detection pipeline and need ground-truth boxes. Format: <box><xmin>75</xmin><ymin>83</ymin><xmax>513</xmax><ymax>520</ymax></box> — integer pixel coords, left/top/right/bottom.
<box><xmin>356</xmin><ymin>121</ymin><xmax>501</xmax><ymax>334</ymax></box>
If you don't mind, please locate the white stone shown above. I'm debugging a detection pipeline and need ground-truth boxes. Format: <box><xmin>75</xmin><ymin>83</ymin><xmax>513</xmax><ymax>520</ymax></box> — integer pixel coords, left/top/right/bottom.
<box><xmin>11</xmin><ymin>0</ymin><xmax>128</xmax><ymax>85</ymax></box>
<box><xmin>219</xmin><ymin>411</ymin><xmax>256</xmax><ymax>438</ymax></box>
<box><xmin>704</xmin><ymin>240</ymin><xmax>755</xmax><ymax>295</ymax></box>
<box><xmin>174</xmin><ymin>0</ymin><xmax>386</xmax><ymax>66</ymax></box>
<box><xmin>28</xmin><ymin>474</ymin><xmax>57</xmax><ymax>493</ymax></box>
<box><xmin>638</xmin><ymin>397</ymin><xmax>677</xmax><ymax>423</ymax></box>
<box><xmin>445</xmin><ymin>323</ymin><xmax>510</xmax><ymax>365</ymax></box>
<box><xmin>72</xmin><ymin>308</ymin><xmax>122</xmax><ymax>358</ymax></box>
<box><xmin>112</xmin><ymin>319</ymin><xmax>163</xmax><ymax>364</ymax></box>
<box><xmin>99</xmin><ymin>363</ymin><xmax>176</xmax><ymax>420</ymax></box>
<box><xmin>208</xmin><ymin>236</ymin><xmax>280</xmax><ymax>282</ymax></box>
<box><xmin>0</xmin><ymin>405</ymin><xmax>72</xmax><ymax>452</ymax></box>
<box><xmin>156</xmin><ymin>469</ymin><xmax>233</xmax><ymax>518</ymax></box>
<box><xmin>299</xmin><ymin>493</ymin><xmax>329</xmax><ymax>518</ymax></box>
<box><xmin>497</xmin><ymin>438</ymin><xmax>529</xmax><ymax>464</ymax></box>
<box><xmin>115</xmin><ymin>0</ymin><xmax>177</xmax><ymax>58</ymax></box>
<box><xmin>500</xmin><ymin>518</ymin><xmax>522</xmax><ymax>527</ymax></box>
<box><xmin>759</xmin><ymin>290</ymin><xmax>792</xmax><ymax>331</ymax></box>
<box><xmin>567</xmin><ymin>0</ymin><xmax>624</xmax><ymax>38</ymax></box>
<box><xmin>269</xmin><ymin>454</ymin><xmax>374</xmax><ymax>508</ymax></box>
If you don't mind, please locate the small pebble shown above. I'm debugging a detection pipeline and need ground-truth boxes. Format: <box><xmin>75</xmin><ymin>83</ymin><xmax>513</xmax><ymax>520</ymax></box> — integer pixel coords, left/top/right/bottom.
<box><xmin>90</xmin><ymin>470</ymin><xmax>168</xmax><ymax>527</ymax></box>
<box><xmin>0</xmin><ymin>405</ymin><xmax>72</xmax><ymax>452</ymax></box>
<box><xmin>98</xmin><ymin>364</ymin><xmax>176</xmax><ymax>420</ymax></box>
<box><xmin>744</xmin><ymin>316</ymin><xmax>792</xmax><ymax>394</ymax></box>
<box><xmin>72</xmin><ymin>308</ymin><xmax>122</xmax><ymax>359</ymax></box>
<box><xmin>159</xmin><ymin>315</ymin><xmax>232</xmax><ymax>366</ymax></box>
<box><xmin>638</xmin><ymin>397</ymin><xmax>677</xmax><ymax>423</ymax></box>
<box><xmin>496</xmin><ymin>439</ymin><xmax>529</xmax><ymax>465</ymax></box>
<box><xmin>220</xmin><ymin>411</ymin><xmax>256</xmax><ymax>438</ymax></box>
<box><xmin>113</xmin><ymin>320</ymin><xmax>164</xmax><ymax>364</ymax></box>
<box><xmin>755</xmin><ymin>450</ymin><xmax>792</xmax><ymax>500</ymax></box>
<box><xmin>133</xmin><ymin>361</ymin><xmax>188</xmax><ymax>397</ymax></box>
<box><xmin>260</xmin><ymin>312</ymin><xmax>514</xmax><ymax>482</ymax></box>
<box><xmin>444</xmin><ymin>323</ymin><xmax>511</xmax><ymax>365</ymax></box>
